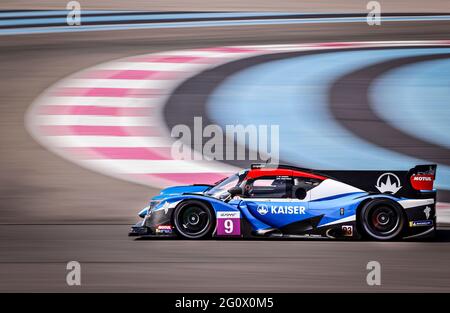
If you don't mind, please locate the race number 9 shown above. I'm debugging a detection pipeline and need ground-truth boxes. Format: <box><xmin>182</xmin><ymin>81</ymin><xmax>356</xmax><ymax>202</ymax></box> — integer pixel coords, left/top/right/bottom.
<box><xmin>224</xmin><ymin>219</ymin><xmax>234</xmax><ymax>234</ymax></box>
<box><xmin>217</xmin><ymin>212</ymin><xmax>241</xmax><ymax>236</ymax></box>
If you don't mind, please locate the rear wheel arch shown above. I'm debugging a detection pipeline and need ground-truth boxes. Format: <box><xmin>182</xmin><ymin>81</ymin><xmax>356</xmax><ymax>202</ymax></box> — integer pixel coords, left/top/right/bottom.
<box><xmin>356</xmin><ymin>196</ymin><xmax>405</xmax><ymax>219</ymax></box>
<box><xmin>357</xmin><ymin>197</ymin><xmax>406</xmax><ymax>240</ymax></box>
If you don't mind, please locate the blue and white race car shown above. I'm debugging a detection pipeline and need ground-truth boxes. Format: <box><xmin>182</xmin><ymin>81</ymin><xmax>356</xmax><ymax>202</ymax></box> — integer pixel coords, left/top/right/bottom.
<box><xmin>129</xmin><ymin>164</ymin><xmax>437</xmax><ymax>240</ymax></box>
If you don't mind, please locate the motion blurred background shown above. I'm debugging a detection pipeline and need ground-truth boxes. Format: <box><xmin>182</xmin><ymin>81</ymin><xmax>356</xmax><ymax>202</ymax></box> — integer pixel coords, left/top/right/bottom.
<box><xmin>1</xmin><ymin>0</ymin><xmax>449</xmax><ymax>12</ymax></box>
<box><xmin>0</xmin><ymin>0</ymin><xmax>449</xmax><ymax>292</ymax></box>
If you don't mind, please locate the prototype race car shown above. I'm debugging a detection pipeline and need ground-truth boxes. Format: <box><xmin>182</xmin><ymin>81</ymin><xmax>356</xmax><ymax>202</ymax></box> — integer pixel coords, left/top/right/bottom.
<box><xmin>129</xmin><ymin>164</ymin><xmax>437</xmax><ymax>240</ymax></box>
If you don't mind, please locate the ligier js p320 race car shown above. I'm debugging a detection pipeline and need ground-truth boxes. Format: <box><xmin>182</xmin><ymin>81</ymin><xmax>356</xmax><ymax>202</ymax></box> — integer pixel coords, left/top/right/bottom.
<box><xmin>129</xmin><ymin>164</ymin><xmax>437</xmax><ymax>240</ymax></box>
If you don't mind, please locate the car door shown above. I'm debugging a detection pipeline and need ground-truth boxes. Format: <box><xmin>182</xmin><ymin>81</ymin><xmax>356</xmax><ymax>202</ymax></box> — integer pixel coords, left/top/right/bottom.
<box><xmin>241</xmin><ymin>175</ymin><xmax>310</xmax><ymax>230</ymax></box>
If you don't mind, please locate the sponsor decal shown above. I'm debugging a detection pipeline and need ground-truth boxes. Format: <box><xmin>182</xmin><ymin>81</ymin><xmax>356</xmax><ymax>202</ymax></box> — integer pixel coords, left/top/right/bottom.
<box><xmin>413</xmin><ymin>176</ymin><xmax>432</xmax><ymax>181</ymax></box>
<box><xmin>216</xmin><ymin>211</ymin><xmax>241</xmax><ymax>236</ymax></box>
<box><xmin>342</xmin><ymin>225</ymin><xmax>353</xmax><ymax>237</ymax></box>
<box><xmin>217</xmin><ymin>211</ymin><xmax>240</xmax><ymax>219</ymax></box>
<box><xmin>424</xmin><ymin>206</ymin><xmax>431</xmax><ymax>219</ymax></box>
<box><xmin>257</xmin><ymin>204</ymin><xmax>269</xmax><ymax>215</ymax></box>
<box><xmin>409</xmin><ymin>220</ymin><xmax>433</xmax><ymax>227</ymax></box>
<box><xmin>156</xmin><ymin>224</ymin><xmax>173</xmax><ymax>234</ymax></box>
<box><xmin>410</xmin><ymin>174</ymin><xmax>434</xmax><ymax>190</ymax></box>
<box><xmin>375</xmin><ymin>173</ymin><xmax>402</xmax><ymax>194</ymax></box>
<box><xmin>272</xmin><ymin>206</ymin><xmax>306</xmax><ymax>214</ymax></box>
<box><xmin>256</xmin><ymin>204</ymin><xmax>305</xmax><ymax>215</ymax></box>
<box><xmin>301</xmin><ymin>234</ymin><xmax>322</xmax><ymax>238</ymax></box>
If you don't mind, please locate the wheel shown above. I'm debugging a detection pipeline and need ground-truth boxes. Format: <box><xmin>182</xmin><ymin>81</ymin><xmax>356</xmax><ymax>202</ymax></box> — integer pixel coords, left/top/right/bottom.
<box><xmin>173</xmin><ymin>200</ymin><xmax>215</xmax><ymax>239</ymax></box>
<box><xmin>359</xmin><ymin>199</ymin><xmax>405</xmax><ymax>240</ymax></box>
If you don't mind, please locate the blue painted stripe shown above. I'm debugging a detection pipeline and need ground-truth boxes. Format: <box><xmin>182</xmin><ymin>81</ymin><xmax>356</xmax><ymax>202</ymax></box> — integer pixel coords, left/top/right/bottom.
<box><xmin>206</xmin><ymin>48</ymin><xmax>450</xmax><ymax>190</ymax></box>
<box><xmin>0</xmin><ymin>12</ymin><xmax>304</xmax><ymax>27</ymax></box>
<box><xmin>369</xmin><ymin>58</ymin><xmax>450</xmax><ymax>149</ymax></box>
<box><xmin>2</xmin><ymin>15</ymin><xmax>450</xmax><ymax>36</ymax></box>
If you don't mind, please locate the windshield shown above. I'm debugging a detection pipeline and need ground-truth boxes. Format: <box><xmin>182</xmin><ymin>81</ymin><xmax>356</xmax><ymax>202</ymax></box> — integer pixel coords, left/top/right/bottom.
<box><xmin>205</xmin><ymin>170</ymin><xmax>247</xmax><ymax>199</ymax></box>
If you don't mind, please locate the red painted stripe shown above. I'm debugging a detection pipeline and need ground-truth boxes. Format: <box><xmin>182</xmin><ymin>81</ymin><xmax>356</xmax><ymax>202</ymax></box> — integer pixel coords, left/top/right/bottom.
<box><xmin>247</xmin><ymin>168</ymin><xmax>326</xmax><ymax>180</ymax></box>
<box><xmin>39</xmin><ymin>125</ymin><xmax>159</xmax><ymax>136</ymax></box>
<box><xmin>38</xmin><ymin>105</ymin><xmax>152</xmax><ymax>116</ymax></box>
<box><xmin>129</xmin><ymin>55</ymin><xmax>213</xmax><ymax>63</ymax></box>
<box><xmin>437</xmin><ymin>203</ymin><xmax>450</xmax><ymax>210</ymax></box>
<box><xmin>79</xmin><ymin>70</ymin><xmax>181</xmax><ymax>80</ymax></box>
<box><xmin>64</xmin><ymin>147</ymin><xmax>172</xmax><ymax>160</ymax></box>
<box><xmin>54</xmin><ymin>87</ymin><xmax>160</xmax><ymax>98</ymax></box>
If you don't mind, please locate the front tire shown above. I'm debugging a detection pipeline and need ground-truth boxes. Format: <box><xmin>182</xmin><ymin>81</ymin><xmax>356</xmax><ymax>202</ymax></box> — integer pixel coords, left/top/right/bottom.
<box><xmin>359</xmin><ymin>199</ymin><xmax>405</xmax><ymax>240</ymax></box>
<box><xmin>173</xmin><ymin>200</ymin><xmax>215</xmax><ymax>239</ymax></box>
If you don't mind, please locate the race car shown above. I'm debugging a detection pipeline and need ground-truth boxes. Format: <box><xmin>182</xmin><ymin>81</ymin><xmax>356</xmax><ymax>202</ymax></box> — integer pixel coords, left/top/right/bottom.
<box><xmin>129</xmin><ymin>163</ymin><xmax>437</xmax><ymax>240</ymax></box>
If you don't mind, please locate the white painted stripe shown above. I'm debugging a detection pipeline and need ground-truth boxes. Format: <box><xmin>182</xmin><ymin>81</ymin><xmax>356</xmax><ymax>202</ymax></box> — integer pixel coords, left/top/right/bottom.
<box><xmin>48</xmin><ymin>136</ymin><xmax>171</xmax><ymax>147</ymax></box>
<box><xmin>398</xmin><ymin>198</ymin><xmax>435</xmax><ymax>209</ymax></box>
<box><xmin>319</xmin><ymin>214</ymin><xmax>356</xmax><ymax>227</ymax></box>
<box><xmin>35</xmin><ymin>115</ymin><xmax>154</xmax><ymax>126</ymax></box>
<box><xmin>309</xmin><ymin>179</ymin><xmax>364</xmax><ymax>201</ymax></box>
<box><xmin>242</xmin><ymin>44</ymin><xmax>309</xmax><ymax>49</ymax></box>
<box><xmin>39</xmin><ymin>96</ymin><xmax>157</xmax><ymax>107</ymax></box>
<box><xmin>437</xmin><ymin>208</ymin><xmax>450</xmax><ymax>224</ymax></box>
<box><xmin>241</xmin><ymin>41</ymin><xmax>450</xmax><ymax>50</ymax></box>
<box><xmin>253</xmin><ymin>46</ymin><xmax>326</xmax><ymax>52</ymax></box>
<box><xmin>81</xmin><ymin>159</ymin><xmax>236</xmax><ymax>173</ymax></box>
<box><xmin>96</xmin><ymin>61</ymin><xmax>208</xmax><ymax>72</ymax></box>
<box><xmin>167</xmin><ymin>200</ymin><xmax>182</xmax><ymax>209</ymax></box>
<box><xmin>157</xmin><ymin>50</ymin><xmax>239</xmax><ymax>58</ymax></box>
<box><xmin>64</xmin><ymin>78</ymin><xmax>169</xmax><ymax>89</ymax></box>
<box><xmin>357</xmin><ymin>40</ymin><xmax>450</xmax><ymax>46</ymax></box>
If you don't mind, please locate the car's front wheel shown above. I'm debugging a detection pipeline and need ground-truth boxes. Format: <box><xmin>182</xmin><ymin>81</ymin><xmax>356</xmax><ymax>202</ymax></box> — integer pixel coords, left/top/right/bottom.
<box><xmin>359</xmin><ymin>199</ymin><xmax>405</xmax><ymax>240</ymax></box>
<box><xmin>173</xmin><ymin>200</ymin><xmax>215</xmax><ymax>239</ymax></box>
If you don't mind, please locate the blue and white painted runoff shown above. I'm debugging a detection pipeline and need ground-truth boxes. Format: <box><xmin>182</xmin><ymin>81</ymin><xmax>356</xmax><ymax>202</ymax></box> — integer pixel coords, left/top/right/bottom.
<box><xmin>25</xmin><ymin>39</ymin><xmax>450</xmax><ymax>198</ymax></box>
<box><xmin>370</xmin><ymin>58</ymin><xmax>450</xmax><ymax>150</ymax></box>
<box><xmin>206</xmin><ymin>48</ymin><xmax>450</xmax><ymax>190</ymax></box>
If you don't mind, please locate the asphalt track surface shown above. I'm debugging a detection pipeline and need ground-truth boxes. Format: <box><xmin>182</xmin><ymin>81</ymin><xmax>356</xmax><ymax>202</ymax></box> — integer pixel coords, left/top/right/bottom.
<box><xmin>1</xmin><ymin>18</ymin><xmax>450</xmax><ymax>291</ymax></box>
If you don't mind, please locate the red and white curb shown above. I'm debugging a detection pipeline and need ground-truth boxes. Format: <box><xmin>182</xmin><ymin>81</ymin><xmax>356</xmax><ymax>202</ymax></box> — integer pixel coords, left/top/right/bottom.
<box><xmin>437</xmin><ymin>203</ymin><xmax>450</xmax><ymax>224</ymax></box>
<box><xmin>25</xmin><ymin>40</ymin><xmax>450</xmax><ymax>222</ymax></box>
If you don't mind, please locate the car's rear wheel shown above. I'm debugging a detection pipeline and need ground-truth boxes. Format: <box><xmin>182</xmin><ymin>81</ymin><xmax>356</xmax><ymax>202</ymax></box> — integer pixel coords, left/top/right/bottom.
<box><xmin>173</xmin><ymin>200</ymin><xmax>214</xmax><ymax>239</ymax></box>
<box><xmin>359</xmin><ymin>199</ymin><xmax>405</xmax><ymax>240</ymax></box>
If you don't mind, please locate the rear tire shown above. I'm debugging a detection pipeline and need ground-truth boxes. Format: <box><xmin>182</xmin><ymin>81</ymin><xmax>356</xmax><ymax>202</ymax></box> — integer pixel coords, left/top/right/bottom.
<box><xmin>173</xmin><ymin>200</ymin><xmax>215</xmax><ymax>239</ymax></box>
<box><xmin>359</xmin><ymin>199</ymin><xmax>405</xmax><ymax>240</ymax></box>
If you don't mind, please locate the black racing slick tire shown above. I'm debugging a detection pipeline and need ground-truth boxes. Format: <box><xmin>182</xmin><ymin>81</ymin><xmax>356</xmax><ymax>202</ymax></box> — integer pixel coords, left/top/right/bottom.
<box><xmin>173</xmin><ymin>200</ymin><xmax>215</xmax><ymax>239</ymax></box>
<box><xmin>359</xmin><ymin>199</ymin><xmax>405</xmax><ymax>240</ymax></box>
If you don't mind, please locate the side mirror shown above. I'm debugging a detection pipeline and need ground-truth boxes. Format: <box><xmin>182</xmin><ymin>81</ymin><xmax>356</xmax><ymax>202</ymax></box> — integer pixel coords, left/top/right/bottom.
<box><xmin>294</xmin><ymin>187</ymin><xmax>307</xmax><ymax>200</ymax></box>
<box><xmin>228</xmin><ymin>186</ymin><xmax>243</xmax><ymax>196</ymax></box>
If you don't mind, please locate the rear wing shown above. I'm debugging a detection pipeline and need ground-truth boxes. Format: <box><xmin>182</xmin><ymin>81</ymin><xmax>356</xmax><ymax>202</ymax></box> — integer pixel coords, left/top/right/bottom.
<box><xmin>316</xmin><ymin>164</ymin><xmax>437</xmax><ymax>199</ymax></box>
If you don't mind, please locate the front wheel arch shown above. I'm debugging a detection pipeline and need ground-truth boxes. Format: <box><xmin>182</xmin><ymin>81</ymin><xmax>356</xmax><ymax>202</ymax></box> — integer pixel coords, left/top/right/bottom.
<box><xmin>172</xmin><ymin>199</ymin><xmax>216</xmax><ymax>239</ymax></box>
